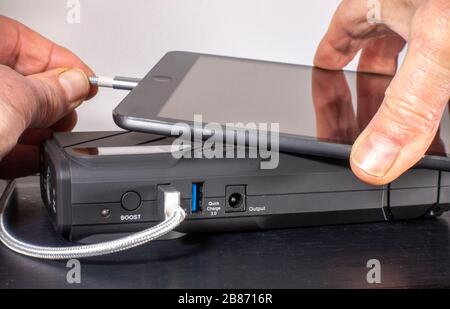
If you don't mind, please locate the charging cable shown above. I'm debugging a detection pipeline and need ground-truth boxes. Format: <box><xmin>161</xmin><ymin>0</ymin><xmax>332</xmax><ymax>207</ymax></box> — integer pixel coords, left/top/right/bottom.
<box><xmin>0</xmin><ymin>182</ymin><xmax>186</xmax><ymax>260</ymax></box>
<box><xmin>88</xmin><ymin>76</ymin><xmax>142</xmax><ymax>90</ymax></box>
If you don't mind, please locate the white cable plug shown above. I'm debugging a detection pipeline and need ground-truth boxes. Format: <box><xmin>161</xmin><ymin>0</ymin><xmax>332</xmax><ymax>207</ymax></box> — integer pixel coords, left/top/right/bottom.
<box><xmin>0</xmin><ymin>181</ymin><xmax>186</xmax><ymax>260</ymax></box>
<box><xmin>88</xmin><ymin>76</ymin><xmax>142</xmax><ymax>90</ymax></box>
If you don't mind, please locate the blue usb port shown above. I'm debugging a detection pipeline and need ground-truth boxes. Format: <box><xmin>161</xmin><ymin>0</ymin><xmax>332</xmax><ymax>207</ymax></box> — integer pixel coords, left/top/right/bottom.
<box><xmin>191</xmin><ymin>182</ymin><xmax>204</xmax><ymax>213</ymax></box>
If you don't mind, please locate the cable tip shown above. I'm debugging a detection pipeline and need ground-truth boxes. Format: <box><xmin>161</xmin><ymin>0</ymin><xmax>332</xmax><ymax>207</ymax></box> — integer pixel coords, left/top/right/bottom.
<box><xmin>88</xmin><ymin>76</ymin><xmax>99</xmax><ymax>85</ymax></box>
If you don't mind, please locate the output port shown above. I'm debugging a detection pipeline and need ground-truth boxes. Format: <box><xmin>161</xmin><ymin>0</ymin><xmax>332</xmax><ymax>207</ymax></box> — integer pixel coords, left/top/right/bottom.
<box><xmin>191</xmin><ymin>182</ymin><xmax>204</xmax><ymax>213</ymax></box>
<box><xmin>225</xmin><ymin>185</ymin><xmax>246</xmax><ymax>213</ymax></box>
<box><xmin>228</xmin><ymin>193</ymin><xmax>243</xmax><ymax>208</ymax></box>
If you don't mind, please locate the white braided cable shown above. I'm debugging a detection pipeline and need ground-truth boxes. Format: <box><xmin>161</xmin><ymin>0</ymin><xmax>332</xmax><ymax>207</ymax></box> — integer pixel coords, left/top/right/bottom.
<box><xmin>0</xmin><ymin>182</ymin><xmax>186</xmax><ymax>260</ymax></box>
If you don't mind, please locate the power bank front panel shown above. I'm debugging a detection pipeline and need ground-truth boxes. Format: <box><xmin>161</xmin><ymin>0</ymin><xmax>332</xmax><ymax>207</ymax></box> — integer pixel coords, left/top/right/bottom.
<box><xmin>40</xmin><ymin>131</ymin><xmax>445</xmax><ymax>241</ymax></box>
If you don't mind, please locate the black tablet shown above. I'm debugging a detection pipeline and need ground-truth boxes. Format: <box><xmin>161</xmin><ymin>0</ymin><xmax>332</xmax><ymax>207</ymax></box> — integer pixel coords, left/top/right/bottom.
<box><xmin>113</xmin><ymin>51</ymin><xmax>450</xmax><ymax>170</ymax></box>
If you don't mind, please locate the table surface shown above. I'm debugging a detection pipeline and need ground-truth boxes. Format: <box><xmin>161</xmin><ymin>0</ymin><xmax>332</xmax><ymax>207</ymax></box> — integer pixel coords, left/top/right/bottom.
<box><xmin>1</xmin><ymin>177</ymin><xmax>450</xmax><ymax>289</ymax></box>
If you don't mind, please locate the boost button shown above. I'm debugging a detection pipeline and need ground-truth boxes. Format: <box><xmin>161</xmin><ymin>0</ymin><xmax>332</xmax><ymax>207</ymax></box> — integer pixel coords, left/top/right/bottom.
<box><xmin>120</xmin><ymin>191</ymin><xmax>141</xmax><ymax>211</ymax></box>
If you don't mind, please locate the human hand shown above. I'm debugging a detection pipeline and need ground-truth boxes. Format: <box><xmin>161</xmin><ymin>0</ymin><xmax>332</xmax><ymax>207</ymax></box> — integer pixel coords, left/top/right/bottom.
<box><xmin>0</xmin><ymin>15</ymin><xmax>96</xmax><ymax>179</ymax></box>
<box><xmin>312</xmin><ymin>67</ymin><xmax>388</xmax><ymax>145</ymax></box>
<box><xmin>311</xmin><ymin>67</ymin><xmax>447</xmax><ymax>166</ymax></box>
<box><xmin>314</xmin><ymin>0</ymin><xmax>450</xmax><ymax>185</ymax></box>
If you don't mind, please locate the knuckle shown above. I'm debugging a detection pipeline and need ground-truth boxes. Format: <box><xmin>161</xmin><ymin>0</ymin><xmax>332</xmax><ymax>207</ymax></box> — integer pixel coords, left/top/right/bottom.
<box><xmin>410</xmin><ymin>4</ymin><xmax>450</xmax><ymax>63</ymax></box>
<box><xmin>27</xmin><ymin>77</ymin><xmax>64</xmax><ymax>126</ymax></box>
<box><xmin>378</xmin><ymin>88</ymin><xmax>442</xmax><ymax>143</ymax></box>
<box><xmin>409</xmin><ymin>37</ymin><xmax>450</xmax><ymax>76</ymax></box>
<box><xmin>0</xmin><ymin>66</ymin><xmax>31</xmax><ymax>129</ymax></box>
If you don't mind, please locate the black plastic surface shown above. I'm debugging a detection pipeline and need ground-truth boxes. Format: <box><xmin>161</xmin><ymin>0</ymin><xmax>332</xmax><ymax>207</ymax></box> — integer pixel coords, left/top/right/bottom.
<box><xmin>39</xmin><ymin>131</ymin><xmax>447</xmax><ymax>241</ymax></box>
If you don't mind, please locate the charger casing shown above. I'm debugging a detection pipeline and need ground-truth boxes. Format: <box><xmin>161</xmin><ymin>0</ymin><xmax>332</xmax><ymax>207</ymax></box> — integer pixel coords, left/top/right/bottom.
<box><xmin>40</xmin><ymin>131</ymin><xmax>450</xmax><ymax>242</ymax></box>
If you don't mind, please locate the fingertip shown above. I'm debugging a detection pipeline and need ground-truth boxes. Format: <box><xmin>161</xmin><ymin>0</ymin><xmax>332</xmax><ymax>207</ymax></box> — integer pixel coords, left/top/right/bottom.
<box><xmin>349</xmin><ymin>133</ymin><xmax>398</xmax><ymax>186</ymax></box>
<box><xmin>86</xmin><ymin>84</ymin><xmax>98</xmax><ymax>100</ymax></box>
<box><xmin>314</xmin><ymin>39</ymin><xmax>354</xmax><ymax>70</ymax></box>
<box><xmin>350</xmin><ymin>157</ymin><xmax>391</xmax><ymax>186</ymax></box>
<box><xmin>80</xmin><ymin>65</ymin><xmax>98</xmax><ymax>99</ymax></box>
<box><xmin>48</xmin><ymin>45</ymin><xmax>98</xmax><ymax>99</ymax></box>
<box><xmin>57</xmin><ymin>68</ymin><xmax>90</xmax><ymax>105</ymax></box>
<box><xmin>351</xmin><ymin>132</ymin><xmax>401</xmax><ymax>177</ymax></box>
<box><xmin>350</xmin><ymin>129</ymin><xmax>435</xmax><ymax>186</ymax></box>
<box><xmin>313</xmin><ymin>41</ymin><xmax>338</xmax><ymax>69</ymax></box>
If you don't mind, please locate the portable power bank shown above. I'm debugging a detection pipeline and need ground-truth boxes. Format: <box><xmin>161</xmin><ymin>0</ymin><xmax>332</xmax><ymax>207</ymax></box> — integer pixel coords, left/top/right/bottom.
<box><xmin>40</xmin><ymin>131</ymin><xmax>450</xmax><ymax>242</ymax></box>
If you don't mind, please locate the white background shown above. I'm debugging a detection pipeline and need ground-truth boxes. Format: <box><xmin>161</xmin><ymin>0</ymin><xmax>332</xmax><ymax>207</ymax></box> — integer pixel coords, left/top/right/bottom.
<box><xmin>0</xmin><ymin>0</ymin><xmax>360</xmax><ymax>131</ymax></box>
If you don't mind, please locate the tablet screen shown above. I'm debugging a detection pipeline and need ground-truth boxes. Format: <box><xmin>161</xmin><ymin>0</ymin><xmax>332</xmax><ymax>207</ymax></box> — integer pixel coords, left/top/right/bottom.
<box><xmin>117</xmin><ymin>52</ymin><xmax>450</xmax><ymax>158</ymax></box>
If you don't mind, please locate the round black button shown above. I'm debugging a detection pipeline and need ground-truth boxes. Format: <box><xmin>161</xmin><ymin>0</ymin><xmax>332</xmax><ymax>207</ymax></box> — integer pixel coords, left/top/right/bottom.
<box><xmin>121</xmin><ymin>191</ymin><xmax>141</xmax><ymax>211</ymax></box>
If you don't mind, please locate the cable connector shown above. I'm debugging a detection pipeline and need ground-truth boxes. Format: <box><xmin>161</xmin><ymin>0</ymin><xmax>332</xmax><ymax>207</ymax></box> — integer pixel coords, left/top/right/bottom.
<box><xmin>89</xmin><ymin>76</ymin><xmax>142</xmax><ymax>90</ymax></box>
<box><xmin>158</xmin><ymin>185</ymin><xmax>186</xmax><ymax>220</ymax></box>
<box><xmin>0</xmin><ymin>182</ymin><xmax>186</xmax><ymax>260</ymax></box>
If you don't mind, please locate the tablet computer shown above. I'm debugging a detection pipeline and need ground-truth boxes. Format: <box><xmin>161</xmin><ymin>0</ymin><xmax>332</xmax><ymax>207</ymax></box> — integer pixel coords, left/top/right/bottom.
<box><xmin>113</xmin><ymin>51</ymin><xmax>450</xmax><ymax>171</ymax></box>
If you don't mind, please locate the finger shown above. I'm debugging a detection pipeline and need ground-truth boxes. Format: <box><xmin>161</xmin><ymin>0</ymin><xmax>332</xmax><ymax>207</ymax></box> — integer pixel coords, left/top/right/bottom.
<box><xmin>427</xmin><ymin>103</ymin><xmax>450</xmax><ymax>156</ymax></box>
<box><xmin>18</xmin><ymin>112</ymin><xmax>78</xmax><ymax>145</ymax></box>
<box><xmin>312</xmin><ymin>67</ymin><xmax>358</xmax><ymax>143</ymax></box>
<box><xmin>51</xmin><ymin>111</ymin><xmax>78</xmax><ymax>131</ymax></box>
<box><xmin>314</xmin><ymin>0</ymin><xmax>411</xmax><ymax>71</ymax></box>
<box><xmin>355</xmin><ymin>70</ymin><xmax>392</xmax><ymax>130</ymax></box>
<box><xmin>358</xmin><ymin>35</ymin><xmax>406</xmax><ymax>76</ymax></box>
<box><xmin>26</xmin><ymin>68</ymin><xmax>89</xmax><ymax>128</ymax></box>
<box><xmin>314</xmin><ymin>0</ymin><xmax>379</xmax><ymax>70</ymax></box>
<box><xmin>18</xmin><ymin>129</ymin><xmax>52</xmax><ymax>145</ymax></box>
<box><xmin>350</xmin><ymin>2</ymin><xmax>450</xmax><ymax>185</ymax></box>
<box><xmin>0</xmin><ymin>15</ymin><xmax>97</xmax><ymax>99</ymax></box>
<box><xmin>0</xmin><ymin>144</ymin><xmax>39</xmax><ymax>179</ymax></box>
<box><xmin>428</xmin><ymin>126</ymin><xmax>446</xmax><ymax>157</ymax></box>
<box><xmin>0</xmin><ymin>66</ymin><xmax>89</xmax><ymax>157</ymax></box>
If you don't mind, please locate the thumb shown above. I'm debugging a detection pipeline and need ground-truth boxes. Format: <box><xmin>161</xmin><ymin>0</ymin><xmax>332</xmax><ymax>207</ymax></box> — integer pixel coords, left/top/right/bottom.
<box><xmin>26</xmin><ymin>68</ymin><xmax>90</xmax><ymax>128</ymax></box>
<box><xmin>350</xmin><ymin>9</ymin><xmax>450</xmax><ymax>185</ymax></box>
<box><xmin>0</xmin><ymin>66</ymin><xmax>89</xmax><ymax>158</ymax></box>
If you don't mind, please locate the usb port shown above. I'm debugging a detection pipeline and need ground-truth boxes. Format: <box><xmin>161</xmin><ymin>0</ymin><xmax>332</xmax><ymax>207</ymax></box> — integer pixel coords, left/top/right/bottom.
<box><xmin>191</xmin><ymin>182</ymin><xmax>204</xmax><ymax>213</ymax></box>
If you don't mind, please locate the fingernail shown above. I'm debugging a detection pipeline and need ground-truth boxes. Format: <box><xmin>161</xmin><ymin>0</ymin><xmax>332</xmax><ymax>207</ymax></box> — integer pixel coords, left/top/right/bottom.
<box><xmin>351</xmin><ymin>133</ymin><xmax>401</xmax><ymax>177</ymax></box>
<box><xmin>58</xmin><ymin>69</ymin><xmax>89</xmax><ymax>103</ymax></box>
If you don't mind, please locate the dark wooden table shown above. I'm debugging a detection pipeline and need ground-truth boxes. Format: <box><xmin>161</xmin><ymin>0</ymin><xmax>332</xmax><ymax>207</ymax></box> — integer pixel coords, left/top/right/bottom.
<box><xmin>1</xmin><ymin>177</ymin><xmax>450</xmax><ymax>289</ymax></box>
